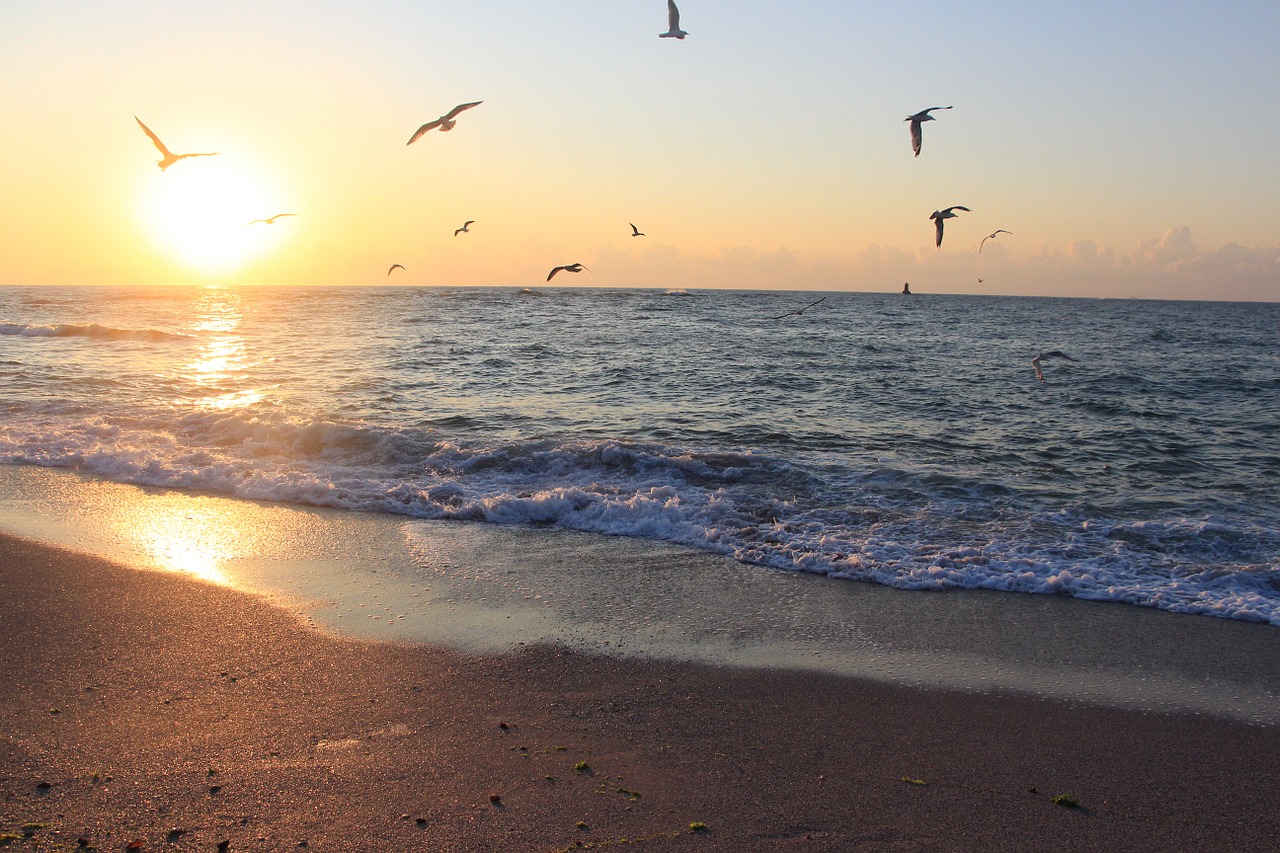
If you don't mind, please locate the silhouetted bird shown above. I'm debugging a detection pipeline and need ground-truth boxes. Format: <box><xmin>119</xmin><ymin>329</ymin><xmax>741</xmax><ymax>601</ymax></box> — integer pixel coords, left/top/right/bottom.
<box><xmin>1032</xmin><ymin>351</ymin><xmax>1076</xmax><ymax>382</ymax></box>
<box><xmin>247</xmin><ymin>214</ymin><xmax>295</xmax><ymax>225</ymax></box>
<box><xmin>980</xmin><ymin>230</ymin><xmax>1012</xmax><ymax>251</ymax></box>
<box><xmin>547</xmin><ymin>263</ymin><xmax>590</xmax><ymax>281</ymax></box>
<box><xmin>454</xmin><ymin>220</ymin><xmax>475</xmax><ymax>236</ymax></box>
<box><xmin>387</xmin><ymin>264</ymin><xmax>405</xmax><ymax>276</ymax></box>
<box><xmin>930</xmin><ymin>206</ymin><xmax>970</xmax><ymax>247</ymax></box>
<box><xmin>904</xmin><ymin>106</ymin><xmax>952</xmax><ymax>157</ymax></box>
<box><xmin>660</xmin><ymin>0</ymin><xmax>688</xmax><ymax>39</ymax></box>
<box><xmin>407</xmin><ymin>102</ymin><xmax>483</xmax><ymax>145</ymax></box>
<box><xmin>630</xmin><ymin>223</ymin><xmax>645</xmax><ymax>237</ymax></box>
<box><xmin>134</xmin><ymin>116</ymin><xmax>219</xmax><ymax>170</ymax></box>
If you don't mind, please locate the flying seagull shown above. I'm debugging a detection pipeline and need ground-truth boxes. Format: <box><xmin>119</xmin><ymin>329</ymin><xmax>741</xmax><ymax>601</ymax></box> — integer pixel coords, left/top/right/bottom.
<box><xmin>1031</xmin><ymin>350</ymin><xmax>1076</xmax><ymax>382</ymax></box>
<box><xmin>387</xmin><ymin>264</ymin><xmax>405</xmax><ymax>276</ymax></box>
<box><xmin>980</xmin><ymin>229</ymin><xmax>1012</xmax><ymax>252</ymax></box>
<box><xmin>547</xmin><ymin>263</ymin><xmax>590</xmax><ymax>281</ymax></box>
<box><xmin>660</xmin><ymin>0</ymin><xmax>687</xmax><ymax>39</ymax></box>
<box><xmin>930</xmin><ymin>205</ymin><xmax>970</xmax><ymax>247</ymax></box>
<box><xmin>630</xmin><ymin>223</ymin><xmax>645</xmax><ymax>237</ymax></box>
<box><xmin>904</xmin><ymin>106</ymin><xmax>952</xmax><ymax>157</ymax></box>
<box><xmin>454</xmin><ymin>220</ymin><xmax>475</xmax><ymax>236</ymax></box>
<box><xmin>406</xmin><ymin>101</ymin><xmax>483</xmax><ymax>145</ymax></box>
<box><xmin>766</xmin><ymin>295</ymin><xmax>827</xmax><ymax>321</ymax></box>
<box><xmin>247</xmin><ymin>213</ymin><xmax>295</xmax><ymax>225</ymax></box>
<box><xmin>134</xmin><ymin>116</ymin><xmax>219</xmax><ymax>171</ymax></box>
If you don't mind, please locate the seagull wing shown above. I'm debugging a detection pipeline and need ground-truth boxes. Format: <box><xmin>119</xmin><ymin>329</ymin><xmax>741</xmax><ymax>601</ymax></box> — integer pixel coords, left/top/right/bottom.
<box><xmin>388</xmin><ymin>264</ymin><xmax>405</xmax><ymax>276</ymax></box>
<box><xmin>909</xmin><ymin>120</ymin><xmax>923</xmax><ymax>156</ymax></box>
<box><xmin>444</xmin><ymin>101</ymin><xmax>483</xmax><ymax>121</ymax></box>
<box><xmin>1039</xmin><ymin>351</ymin><xmax>1076</xmax><ymax>362</ymax></box>
<box><xmin>1032</xmin><ymin>356</ymin><xmax>1044</xmax><ymax>381</ymax></box>
<box><xmin>134</xmin><ymin>116</ymin><xmax>173</xmax><ymax>157</ymax></box>
<box><xmin>668</xmin><ymin>0</ymin><xmax>681</xmax><ymax>29</ymax></box>
<box><xmin>407</xmin><ymin>119</ymin><xmax>444</xmax><ymax>145</ymax></box>
<box><xmin>934</xmin><ymin>216</ymin><xmax>945</xmax><ymax>247</ymax></box>
<box><xmin>547</xmin><ymin>266</ymin><xmax>566</xmax><ymax>281</ymax></box>
<box><xmin>947</xmin><ymin>206</ymin><xmax>971</xmax><ymax>215</ymax></box>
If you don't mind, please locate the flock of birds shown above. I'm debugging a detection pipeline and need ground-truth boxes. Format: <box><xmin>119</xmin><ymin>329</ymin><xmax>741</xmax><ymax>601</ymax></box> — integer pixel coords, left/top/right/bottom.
<box><xmin>132</xmin><ymin>1</ymin><xmax>1069</xmax><ymax>382</ymax></box>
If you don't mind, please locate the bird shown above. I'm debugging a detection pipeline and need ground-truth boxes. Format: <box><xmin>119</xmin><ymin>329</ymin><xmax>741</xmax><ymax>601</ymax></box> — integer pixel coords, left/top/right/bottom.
<box><xmin>387</xmin><ymin>264</ymin><xmax>405</xmax><ymax>276</ymax></box>
<box><xmin>547</xmin><ymin>263</ymin><xmax>590</xmax><ymax>281</ymax></box>
<box><xmin>454</xmin><ymin>220</ymin><xmax>475</xmax><ymax>236</ymax></box>
<box><xmin>980</xmin><ymin>229</ymin><xmax>1012</xmax><ymax>252</ymax></box>
<box><xmin>247</xmin><ymin>213</ymin><xmax>295</xmax><ymax>225</ymax></box>
<box><xmin>406</xmin><ymin>102</ymin><xmax>483</xmax><ymax>145</ymax></box>
<box><xmin>1031</xmin><ymin>351</ymin><xmax>1076</xmax><ymax>382</ymax></box>
<box><xmin>134</xmin><ymin>116</ymin><xmax>219</xmax><ymax>170</ymax></box>
<box><xmin>630</xmin><ymin>223</ymin><xmax>645</xmax><ymax>237</ymax></box>
<box><xmin>904</xmin><ymin>106</ymin><xmax>952</xmax><ymax>157</ymax></box>
<box><xmin>660</xmin><ymin>0</ymin><xmax>687</xmax><ymax>39</ymax></box>
<box><xmin>766</xmin><ymin>295</ymin><xmax>827</xmax><ymax>320</ymax></box>
<box><xmin>929</xmin><ymin>206</ymin><xmax>970</xmax><ymax>247</ymax></box>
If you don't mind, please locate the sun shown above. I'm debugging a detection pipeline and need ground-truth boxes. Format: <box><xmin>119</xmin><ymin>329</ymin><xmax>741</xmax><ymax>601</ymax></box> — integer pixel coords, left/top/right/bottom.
<box><xmin>138</xmin><ymin>155</ymin><xmax>291</xmax><ymax>277</ymax></box>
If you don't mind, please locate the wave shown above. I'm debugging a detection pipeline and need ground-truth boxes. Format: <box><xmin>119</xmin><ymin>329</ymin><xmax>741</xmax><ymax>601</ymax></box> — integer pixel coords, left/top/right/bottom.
<box><xmin>1</xmin><ymin>407</ymin><xmax>1277</xmax><ymax>625</ymax></box>
<box><xmin>0</xmin><ymin>322</ymin><xmax>194</xmax><ymax>343</ymax></box>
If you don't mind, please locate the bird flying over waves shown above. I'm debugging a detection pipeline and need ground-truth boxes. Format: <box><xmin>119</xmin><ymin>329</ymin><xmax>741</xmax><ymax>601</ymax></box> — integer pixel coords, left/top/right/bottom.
<box><xmin>660</xmin><ymin>0</ymin><xmax>688</xmax><ymax>39</ymax></box>
<box><xmin>630</xmin><ymin>223</ymin><xmax>645</xmax><ymax>237</ymax></box>
<box><xmin>766</xmin><ymin>295</ymin><xmax>827</xmax><ymax>321</ymax></box>
<box><xmin>980</xmin><ymin>229</ymin><xmax>1012</xmax><ymax>252</ymax></box>
<box><xmin>406</xmin><ymin>101</ymin><xmax>482</xmax><ymax>145</ymax></box>
<box><xmin>929</xmin><ymin>205</ymin><xmax>970</xmax><ymax>247</ymax></box>
<box><xmin>387</xmin><ymin>264</ymin><xmax>405</xmax><ymax>276</ymax></box>
<box><xmin>547</xmin><ymin>263</ymin><xmax>590</xmax><ymax>281</ymax></box>
<box><xmin>1031</xmin><ymin>350</ymin><xmax>1075</xmax><ymax>382</ymax></box>
<box><xmin>904</xmin><ymin>106</ymin><xmax>952</xmax><ymax>157</ymax></box>
<box><xmin>454</xmin><ymin>220</ymin><xmax>475</xmax><ymax>236</ymax></box>
<box><xmin>134</xmin><ymin>116</ymin><xmax>219</xmax><ymax>170</ymax></box>
<box><xmin>247</xmin><ymin>213</ymin><xmax>295</xmax><ymax>225</ymax></box>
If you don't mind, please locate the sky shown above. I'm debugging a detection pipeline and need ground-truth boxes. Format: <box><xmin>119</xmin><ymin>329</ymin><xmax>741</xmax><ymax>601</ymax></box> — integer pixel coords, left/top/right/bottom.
<box><xmin>1</xmin><ymin>1</ymin><xmax>1278</xmax><ymax>300</ymax></box>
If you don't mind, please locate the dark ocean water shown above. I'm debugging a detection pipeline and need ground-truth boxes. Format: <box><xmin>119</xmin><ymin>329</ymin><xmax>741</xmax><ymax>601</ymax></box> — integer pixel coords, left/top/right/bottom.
<box><xmin>2</xmin><ymin>285</ymin><xmax>1277</xmax><ymax>623</ymax></box>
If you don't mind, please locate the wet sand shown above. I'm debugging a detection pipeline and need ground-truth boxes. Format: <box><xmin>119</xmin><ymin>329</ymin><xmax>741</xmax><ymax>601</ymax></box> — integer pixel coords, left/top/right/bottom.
<box><xmin>2</xmin><ymin>531</ymin><xmax>1278</xmax><ymax>852</ymax></box>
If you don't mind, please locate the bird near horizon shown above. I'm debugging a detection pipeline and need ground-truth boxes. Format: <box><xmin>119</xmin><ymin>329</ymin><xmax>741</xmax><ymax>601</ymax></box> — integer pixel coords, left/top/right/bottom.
<box><xmin>980</xmin><ymin>229</ymin><xmax>1012</xmax><ymax>251</ymax></box>
<box><xmin>905</xmin><ymin>106</ymin><xmax>952</xmax><ymax>157</ymax></box>
<box><xmin>134</xmin><ymin>116</ymin><xmax>219</xmax><ymax>171</ymax></box>
<box><xmin>547</xmin><ymin>263</ymin><xmax>590</xmax><ymax>281</ymax></box>
<box><xmin>454</xmin><ymin>220</ymin><xmax>475</xmax><ymax>236</ymax></box>
<box><xmin>387</xmin><ymin>264</ymin><xmax>405</xmax><ymax>276</ymax></box>
<box><xmin>930</xmin><ymin>206</ymin><xmax>970</xmax><ymax>247</ymax></box>
<box><xmin>766</xmin><ymin>295</ymin><xmax>827</xmax><ymax>320</ymax></box>
<box><xmin>660</xmin><ymin>0</ymin><xmax>687</xmax><ymax>39</ymax></box>
<box><xmin>247</xmin><ymin>213</ymin><xmax>296</xmax><ymax>225</ymax></box>
<box><xmin>1032</xmin><ymin>350</ymin><xmax>1076</xmax><ymax>382</ymax></box>
<box><xmin>630</xmin><ymin>223</ymin><xmax>645</xmax><ymax>237</ymax></box>
<box><xmin>406</xmin><ymin>102</ymin><xmax>483</xmax><ymax>145</ymax></box>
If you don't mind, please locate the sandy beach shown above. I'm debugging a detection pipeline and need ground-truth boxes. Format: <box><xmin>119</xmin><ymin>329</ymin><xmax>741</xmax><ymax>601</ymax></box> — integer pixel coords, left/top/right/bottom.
<box><xmin>3</xmin><ymin>530</ymin><xmax>1278</xmax><ymax>852</ymax></box>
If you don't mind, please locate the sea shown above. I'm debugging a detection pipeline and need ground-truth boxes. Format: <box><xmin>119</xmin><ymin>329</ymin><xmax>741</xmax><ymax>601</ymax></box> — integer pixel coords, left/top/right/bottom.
<box><xmin>2</xmin><ymin>284</ymin><xmax>1277</xmax><ymax>629</ymax></box>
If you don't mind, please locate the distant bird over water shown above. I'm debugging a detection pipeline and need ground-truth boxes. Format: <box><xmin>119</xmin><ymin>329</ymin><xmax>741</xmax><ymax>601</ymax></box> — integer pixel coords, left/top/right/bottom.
<box><xmin>904</xmin><ymin>106</ymin><xmax>952</xmax><ymax>157</ymax></box>
<box><xmin>660</xmin><ymin>0</ymin><xmax>688</xmax><ymax>39</ymax></box>
<box><xmin>454</xmin><ymin>220</ymin><xmax>475</xmax><ymax>236</ymax></box>
<box><xmin>247</xmin><ymin>213</ymin><xmax>295</xmax><ymax>225</ymax></box>
<box><xmin>134</xmin><ymin>116</ymin><xmax>219</xmax><ymax>171</ymax></box>
<box><xmin>387</xmin><ymin>264</ymin><xmax>405</xmax><ymax>276</ymax></box>
<box><xmin>630</xmin><ymin>223</ymin><xmax>645</xmax><ymax>237</ymax></box>
<box><xmin>980</xmin><ymin>229</ymin><xmax>1012</xmax><ymax>252</ymax></box>
<box><xmin>406</xmin><ymin>102</ymin><xmax>482</xmax><ymax>145</ymax></box>
<box><xmin>930</xmin><ymin>206</ymin><xmax>970</xmax><ymax>247</ymax></box>
<box><xmin>547</xmin><ymin>263</ymin><xmax>590</xmax><ymax>281</ymax></box>
<box><xmin>1032</xmin><ymin>350</ymin><xmax>1076</xmax><ymax>382</ymax></box>
<box><xmin>766</xmin><ymin>295</ymin><xmax>827</xmax><ymax>320</ymax></box>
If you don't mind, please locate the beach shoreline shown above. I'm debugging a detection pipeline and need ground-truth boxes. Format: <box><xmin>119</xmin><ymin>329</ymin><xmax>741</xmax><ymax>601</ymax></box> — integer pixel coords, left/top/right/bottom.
<box><xmin>3</xmin><ymin>530</ymin><xmax>1279</xmax><ymax>852</ymax></box>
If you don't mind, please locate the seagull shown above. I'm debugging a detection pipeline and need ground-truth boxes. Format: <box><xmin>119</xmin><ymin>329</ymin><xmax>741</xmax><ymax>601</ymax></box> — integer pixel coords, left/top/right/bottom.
<box><xmin>766</xmin><ymin>295</ymin><xmax>827</xmax><ymax>321</ymax></box>
<box><xmin>1031</xmin><ymin>350</ymin><xmax>1076</xmax><ymax>382</ymax></box>
<box><xmin>454</xmin><ymin>220</ymin><xmax>475</xmax><ymax>236</ymax></box>
<box><xmin>134</xmin><ymin>116</ymin><xmax>219</xmax><ymax>171</ymax></box>
<box><xmin>547</xmin><ymin>263</ymin><xmax>590</xmax><ymax>281</ymax></box>
<box><xmin>387</xmin><ymin>264</ymin><xmax>405</xmax><ymax>276</ymax></box>
<box><xmin>630</xmin><ymin>223</ymin><xmax>645</xmax><ymax>237</ymax></box>
<box><xmin>980</xmin><ymin>229</ymin><xmax>1012</xmax><ymax>252</ymax></box>
<box><xmin>930</xmin><ymin>206</ymin><xmax>970</xmax><ymax>247</ymax></box>
<box><xmin>247</xmin><ymin>213</ymin><xmax>295</xmax><ymax>225</ymax></box>
<box><xmin>660</xmin><ymin>0</ymin><xmax>687</xmax><ymax>39</ymax></box>
<box><xmin>904</xmin><ymin>106</ymin><xmax>952</xmax><ymax>157</ymax></box>
<box><xmin>406</xmin><ymin>102</ymin><xmax>483</xmax><ymax>145</ymax></box>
